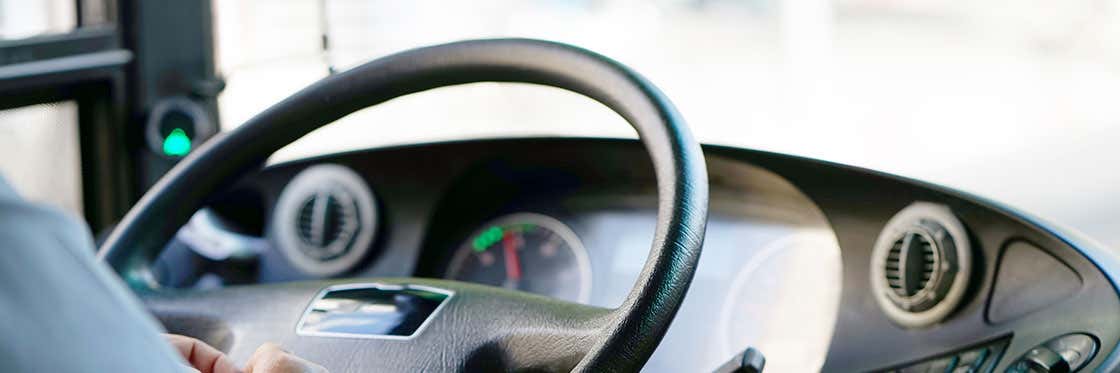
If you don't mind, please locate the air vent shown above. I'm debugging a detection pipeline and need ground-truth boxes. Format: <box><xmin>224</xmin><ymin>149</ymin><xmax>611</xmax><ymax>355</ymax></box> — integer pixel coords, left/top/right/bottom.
<box><xmin>882</xmin><ymin>227</ymin><xmax>952</xmax><ymax>313</ymax></box>
<box><xmin>870</xmin><ymin>202</ymin><xmax>971</xmax><ymax>328</ymax></box>
<box><xmin>272</xmin><ymin>164</ymin><xmax>378</xmax><ymax>276</ymax></box>
<box><xmin>294</xmin><ymin>189</ymin><xmax>360</xmax><ymax>261</ymax></box>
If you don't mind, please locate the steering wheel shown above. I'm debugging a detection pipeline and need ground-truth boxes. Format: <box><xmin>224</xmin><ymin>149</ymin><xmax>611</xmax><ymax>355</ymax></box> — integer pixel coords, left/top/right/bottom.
<box><xmin>98</xmin><ymin>39</ymin><xmax>708</xmax><ymax>372</ymax></box>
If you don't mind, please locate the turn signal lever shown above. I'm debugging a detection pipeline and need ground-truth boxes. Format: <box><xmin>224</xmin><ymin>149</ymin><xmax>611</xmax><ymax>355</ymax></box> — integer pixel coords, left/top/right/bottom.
<box><xmin>713</xmin><ymin>346</ymin><xmax>766</xmax><ymax>373</ymax></box>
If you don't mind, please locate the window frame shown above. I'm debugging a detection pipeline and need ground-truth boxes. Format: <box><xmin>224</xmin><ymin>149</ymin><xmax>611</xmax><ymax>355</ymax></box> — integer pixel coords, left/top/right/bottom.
<box><xmin>0</xmin><ymin>0</ymin><xmax>221</xmax><ymax>232</ymax></box>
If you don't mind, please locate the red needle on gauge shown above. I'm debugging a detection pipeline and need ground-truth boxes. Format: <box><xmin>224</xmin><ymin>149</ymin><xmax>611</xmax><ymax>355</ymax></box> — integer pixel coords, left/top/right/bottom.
<box><xmin>502</xmin><ymin>231</ymin><xmax>523</xmax><ymax>282</ymax></box>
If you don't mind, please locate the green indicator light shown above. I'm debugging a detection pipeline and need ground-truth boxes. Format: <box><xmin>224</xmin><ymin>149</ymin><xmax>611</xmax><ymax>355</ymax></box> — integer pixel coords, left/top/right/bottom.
<box><xmin>472</xmin><ymin>226</ymin><xmax>505</xmax><ymax>252</ymax></box>
<box><xmin>162</xmin><ymin>128</ymin><xmax>192</xmax><ymax>157</ymax></box>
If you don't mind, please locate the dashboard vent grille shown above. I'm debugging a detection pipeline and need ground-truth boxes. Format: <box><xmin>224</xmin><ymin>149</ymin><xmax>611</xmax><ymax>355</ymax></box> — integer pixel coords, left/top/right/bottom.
<box><xmin>870</xmin><ymin>203</ymin><xmax>971</xmax><ymax>328</ymax></box>
<box><xmin>885</xmin><ymin>240</ymin><xmax>903</xmax><ymax>291</ymax></box>
<box><xmin>294</xmin><ymin>188</ymin><xmax>360</xmax><ymax>261</ymax></box>
<box><xmin>271</xmin><ymin>164</ymin><xmax>378</xmax><ymax>277</ymax></box>
<box><xmin>884</xmin><ymin>233</ymin><xmax>938</xmax><ymax>300</ymax></box>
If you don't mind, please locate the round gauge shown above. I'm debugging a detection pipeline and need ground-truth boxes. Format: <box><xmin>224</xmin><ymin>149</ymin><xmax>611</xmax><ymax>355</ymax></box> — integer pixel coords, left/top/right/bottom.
<box><xmin>717</xmin><ymin>231</ymin><xmax>841</xmax><ymax>372</ymax></box>
<box><xmin>445</xmin><ymin>213</ymin><xmax>592</xmax><ymax>304</ymax></box>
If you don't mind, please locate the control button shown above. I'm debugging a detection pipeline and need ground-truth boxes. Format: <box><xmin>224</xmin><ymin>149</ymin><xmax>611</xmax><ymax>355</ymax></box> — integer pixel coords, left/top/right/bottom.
<box><xmin>956</xmin><ymin>347</ymin><xmax>989</xmax><ymax>372</ymax></box>
<box><xmin>872</xmin><ymin>337</ymin><xmax>1012</xmax><ymax>373</ymax></box>
<box><xmin>1007</xmin><ymin>333</ymin><xmax>1099</xmax><ymax>373</ymax></box>
<box><xmin>1008</xmin><ymin>346</ymin><xmax>1070</xmax><ymax>373</ymax></box>
<box><xmin>927</xmin><ymin>356</ymin><xmax>959</xmax><ymax>372</ymax></box>
<box><xmin>952</xmin><ymin>365</ymin><xmax>977</xmax><ymax>373</ymax></box>
<box><xmin>1045</xmin><ymin>333</ymin><xmax>1098</xmax><ymax>370</ymax></box>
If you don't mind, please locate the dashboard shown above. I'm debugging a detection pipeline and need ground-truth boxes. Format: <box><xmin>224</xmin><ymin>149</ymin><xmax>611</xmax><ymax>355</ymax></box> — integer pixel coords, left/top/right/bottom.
<box><xmin>155</xmin><ymin>138</ymin><xmax>1120</xmax><ymax>372</ymax></box>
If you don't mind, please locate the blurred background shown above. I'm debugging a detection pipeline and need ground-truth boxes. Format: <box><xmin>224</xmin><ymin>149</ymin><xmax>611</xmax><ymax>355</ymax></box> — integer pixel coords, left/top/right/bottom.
<box><xmin>2</xmin><ymin>0</ymin><xmax>1119</xmax><ymax>249</ymax></box>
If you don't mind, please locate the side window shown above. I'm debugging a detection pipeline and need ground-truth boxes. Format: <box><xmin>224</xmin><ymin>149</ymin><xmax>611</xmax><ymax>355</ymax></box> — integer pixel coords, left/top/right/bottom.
<box><xmin>0</xmin><ymin>0</ymin><xmax>75</xmax><ymax>40</ymax></box>
<box><xmin>0</xmin><ymin>102</ymin><xmax>83</xmax><ymax>214</ymax></box>
<box><xmin>0</xmin><ymin>0</ymin><xmax>82</xmax><ymax>214</ymax></box>
<box><xmin>1</xmin><ymin>0</ymin><xmax>220</xmax><ymax>232</ymax></box>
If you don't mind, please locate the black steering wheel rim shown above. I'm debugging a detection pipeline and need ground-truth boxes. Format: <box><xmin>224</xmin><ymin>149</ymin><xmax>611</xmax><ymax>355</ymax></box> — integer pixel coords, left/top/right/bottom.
<box><xmin>99</xmin><ymin>38</ymin><xmax>708</xmax><ymax>371</ymax></box>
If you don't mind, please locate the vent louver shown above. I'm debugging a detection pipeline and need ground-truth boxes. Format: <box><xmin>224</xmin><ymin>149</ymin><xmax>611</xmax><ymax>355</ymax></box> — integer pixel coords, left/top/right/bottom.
<box><xmin>882</xmin><ymin>230</ymin><xmax>944</xmax><ymax>312</ymax></box>
<box><xmin>272</xmin><ymin>164</ymin><xmax>378</xmax><ymax>277</ymax></box>
<box><xmin>295</xmin><ymin>189</ymin><xmax>360</xmax><ymax>261</ymax></box>
<box><xmin>870</xmin><ymin>203</ymin><xmax>971</xmax><ymax>328</ymax></box>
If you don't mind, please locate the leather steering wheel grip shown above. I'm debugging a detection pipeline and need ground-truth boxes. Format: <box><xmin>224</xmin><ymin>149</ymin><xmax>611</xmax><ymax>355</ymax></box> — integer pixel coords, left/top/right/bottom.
<box><xmin>98</xmin><ymin>38</ymin><xmax>708</xmax><ymax>371</ymax></box>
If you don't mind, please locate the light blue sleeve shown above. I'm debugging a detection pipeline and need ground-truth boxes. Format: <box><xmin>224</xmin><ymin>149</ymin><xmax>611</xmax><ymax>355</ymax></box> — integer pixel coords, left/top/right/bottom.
<box><xmin>0</xmin><ymin>176</ymin><xmax>192</xmax><ymax>372</ymax></box>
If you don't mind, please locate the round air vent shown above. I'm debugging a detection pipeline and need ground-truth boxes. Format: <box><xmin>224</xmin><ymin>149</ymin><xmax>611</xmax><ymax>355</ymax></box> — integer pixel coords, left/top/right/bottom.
<box><xmin>272</xmin><ymin>164</ymin><xmax>377</xmax><ymax>276</ymax></box>
<box><xmin>294</xmin><ymin>188</ymin><xmax>359</xmax><ymax>261</ymax></box>
<box><xmin>870</xmin><ymin>202</ymin><xmax>971</xmax><ymax>328</ymax></box>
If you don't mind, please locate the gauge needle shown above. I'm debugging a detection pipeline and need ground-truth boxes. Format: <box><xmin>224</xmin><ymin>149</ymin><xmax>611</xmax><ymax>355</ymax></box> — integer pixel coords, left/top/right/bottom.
<box><xmin>502</xmin><ymin>232</ymin><xmax>523</xmax><ymax>286</ymax></box>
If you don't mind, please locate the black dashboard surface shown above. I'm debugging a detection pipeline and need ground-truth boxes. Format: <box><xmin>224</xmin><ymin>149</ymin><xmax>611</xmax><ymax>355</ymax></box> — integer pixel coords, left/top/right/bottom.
<box><xmin>171</xmin><ymin>138</ymin><xmax>1120</xmax><ymax>372</ymax></box>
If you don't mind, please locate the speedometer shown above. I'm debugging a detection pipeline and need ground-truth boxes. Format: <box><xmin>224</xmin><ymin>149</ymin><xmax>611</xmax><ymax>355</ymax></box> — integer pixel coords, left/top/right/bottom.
<box><xmin>444</xmin><ymin>213</ymin><xmax>592</xmax><ymax>304</ymax></box>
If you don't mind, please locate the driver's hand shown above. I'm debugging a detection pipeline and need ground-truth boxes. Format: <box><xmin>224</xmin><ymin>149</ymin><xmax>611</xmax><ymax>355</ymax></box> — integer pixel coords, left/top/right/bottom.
<box><xmin>245</xmin><ymin>342</ymin><xmax>328</xmax><ymax>373</ymax></box>
<box><xmin>165</xmin><ymin>334</ymin><xmax>328</xmax><ymax>373</ymax></box>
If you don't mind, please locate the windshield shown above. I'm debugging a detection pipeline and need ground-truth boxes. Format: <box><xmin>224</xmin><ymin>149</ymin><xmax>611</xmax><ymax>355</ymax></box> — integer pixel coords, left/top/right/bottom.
<box><xmin>214</xmin><ymin>0</ymin><xmax>1120</xmax><ymax>249</ymax></box>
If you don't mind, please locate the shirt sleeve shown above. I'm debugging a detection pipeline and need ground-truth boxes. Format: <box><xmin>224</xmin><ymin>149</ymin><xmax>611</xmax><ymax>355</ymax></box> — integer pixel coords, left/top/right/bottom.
<box><xmin>0</xmin><ymin>175</ymin><xmax>193</xmax><ymax>372</ymax></box>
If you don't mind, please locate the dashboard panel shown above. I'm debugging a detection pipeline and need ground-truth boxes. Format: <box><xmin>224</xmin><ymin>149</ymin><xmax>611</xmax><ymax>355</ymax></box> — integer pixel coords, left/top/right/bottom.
<box><xmin>157</xmin><ymin>138</ymin><xmax>1120</xmax><ymax>372</ymax></box>
<box><xmin>411</xmin><ymin>149</ymin><xmax>842</xmax><ymax>371</ymax></box>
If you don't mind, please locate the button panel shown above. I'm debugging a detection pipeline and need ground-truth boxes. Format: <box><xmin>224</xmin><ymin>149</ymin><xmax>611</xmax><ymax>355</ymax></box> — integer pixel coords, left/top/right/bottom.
<box><xmin>1006</xmin><ymin>333</ymin><xmax>1098</xmax><ymax>373</ymax></box>
<box><xmin>878</xmin><ymin>337</ymin><xmax>1010</xmax><ymax>373</ymax></box>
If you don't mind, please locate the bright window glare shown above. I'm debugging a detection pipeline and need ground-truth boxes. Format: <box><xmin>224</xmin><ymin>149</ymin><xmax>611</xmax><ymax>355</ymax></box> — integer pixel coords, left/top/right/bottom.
<box><xmin>0</xmin><ymin>0</ymin><xmax>74</xmax><ymax>40</ymax></box>
<box><xmin>0</xmin><ymin>102</ymin><xmax>83</xmax><ymax>214</ymax></box>
<box><xmin>213</xmin><ymin>0</ymin><xmax>1120</xmax><ymax>250</ymax></box>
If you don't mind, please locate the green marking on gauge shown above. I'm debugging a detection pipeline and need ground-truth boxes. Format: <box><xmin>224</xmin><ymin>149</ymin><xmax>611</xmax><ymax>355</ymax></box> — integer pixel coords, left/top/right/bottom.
<box><xmin>472</xmin><ymin>226</ymin><xmax>505</xmax><ymax>252</ymax></box>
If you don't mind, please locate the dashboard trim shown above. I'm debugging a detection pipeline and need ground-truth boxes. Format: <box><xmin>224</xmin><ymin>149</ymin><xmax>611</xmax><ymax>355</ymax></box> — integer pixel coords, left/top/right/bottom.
<box><xmin>222</xmin><ymin>137</ymin><xmax>1120</xmax><ymax>371</ymax></box>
